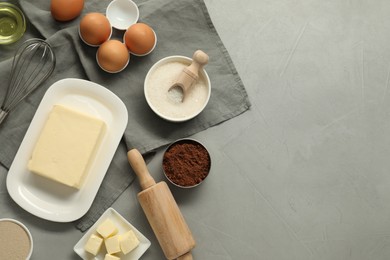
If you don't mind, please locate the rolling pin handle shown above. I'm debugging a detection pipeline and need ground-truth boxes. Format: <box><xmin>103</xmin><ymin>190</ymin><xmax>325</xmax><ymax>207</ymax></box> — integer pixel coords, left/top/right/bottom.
<box><xmin>127</xmin><ymin>149</ymin><xmax>156</xmax><ymax>190</ymax></box>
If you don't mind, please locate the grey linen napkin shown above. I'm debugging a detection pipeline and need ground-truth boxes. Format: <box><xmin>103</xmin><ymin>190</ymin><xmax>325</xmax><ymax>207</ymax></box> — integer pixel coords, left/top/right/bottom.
<box><xmin>0</xmin><ymin>0</ymin><xmax>250</xmax><ymax>231</ymax></box>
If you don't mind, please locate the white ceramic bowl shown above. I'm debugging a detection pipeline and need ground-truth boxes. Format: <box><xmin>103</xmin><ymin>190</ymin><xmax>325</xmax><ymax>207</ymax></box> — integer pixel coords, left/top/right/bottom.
<box><xmin>106</xmin><ymin>0</ymin><xmax>139</xmax><ymax>30</ymax></box>
<box><xmin>144</xmin><ymin>55</ymin><xmax>211</xmax><ymax>122</ymax></box>
<box><xmin>0</xmin><ymin>218</ymin><xmax>33</xmax><ymax>259</ymax></box>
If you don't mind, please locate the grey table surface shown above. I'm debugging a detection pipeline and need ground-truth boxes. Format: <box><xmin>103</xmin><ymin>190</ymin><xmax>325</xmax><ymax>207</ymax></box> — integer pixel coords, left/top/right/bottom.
<box><xmin>2</xmin><ymin>0</ymin><xmax>390</xmax><ymax>259</ymax></box>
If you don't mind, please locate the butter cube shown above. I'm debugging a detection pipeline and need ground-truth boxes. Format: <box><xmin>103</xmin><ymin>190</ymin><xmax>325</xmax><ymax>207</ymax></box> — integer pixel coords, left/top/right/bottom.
<box><xmin>84</xmin><ymin>234</ymin><xmax>103</xmax><ymax>256</ymax></box>
<box><xmin>97</xmin><ymin>218</ymin><xmax>118</xmax><ymax>238</ymax></box>
<box><xmin>120</xmin><ymin>230</ymin><xmax>140</xmax><ymax>254</ymax></box>
<box><xmin>104</xmin><ymin>254</ymin><xmax>120</xmax><ymax>260</ymax></box>
<box><xmin>28</xmin><ymin>105</ymin><xmax>106</xmax><ymax>189</ymax></box>
<box><xmin>105</xmin><ymin>235</ymin><xmax>121</xmax><ymax>254</ymax></box>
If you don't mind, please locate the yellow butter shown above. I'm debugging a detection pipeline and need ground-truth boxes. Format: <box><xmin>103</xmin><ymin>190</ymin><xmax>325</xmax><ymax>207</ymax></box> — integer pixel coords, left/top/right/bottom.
<box><xmin>105</xmin><ymin>235</ymin><xmax>121</xmax><ymax>254</ymax></box>
<box><xmin>97</xmin><ymin>218</ymin><xmax>118</xmax><ymax>239</ymax></box>
<box><xmin>84</xmin><ymin>234</ymin><xmax>103</xmax><ymax>256</ymax></box>
<box><xmin>104</xmin><ymin>254</ymin><xmax>120</xmax><ymax>260</ymax></box>
<box><xmin>28</xmin><ymin>105</ymin><xmax>106</xmax><ymax>189</ymax></box>
<box><xmin>120</xmin><ymin>230</ymin><xmax>139</xmax><ymax>255</ymax></box>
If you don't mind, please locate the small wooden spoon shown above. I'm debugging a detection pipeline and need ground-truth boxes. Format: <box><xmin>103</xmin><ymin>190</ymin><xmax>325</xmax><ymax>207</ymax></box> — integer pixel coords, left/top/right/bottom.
<box><xmin>168</xmin><ymin>50</ymin><xmax>209</xmax><ymax>102</ymax></box>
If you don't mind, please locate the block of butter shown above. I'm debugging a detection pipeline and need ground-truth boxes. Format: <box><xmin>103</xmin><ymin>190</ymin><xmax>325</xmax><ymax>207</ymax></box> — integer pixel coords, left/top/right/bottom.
<box><xmin>104</xmin><ymin>254</ymin><xmax>120</xmax><ymax>260</ymax></box>
<box><xmin>84</xmin><ymin>234</ymin><xmax>103</xmax><ymax>256</ymax></box>
<box><xmin>120</xmin><ymin>230</ymin><xmax>140</xmax><ymax>255</ymax></box>
<box><xmin>105</xmin><ymin>235</ymin><xmax>121</xmax><ymax>254</ymax></box>
<box><xmin>97</xmin><ymin>218</ymin><xmax>118</xmax><ymax>239</ymax></box>
<box><xmin>28</xmin><ymin>105</ymin><xmax>106</xmax><ymax>189</ymax></box>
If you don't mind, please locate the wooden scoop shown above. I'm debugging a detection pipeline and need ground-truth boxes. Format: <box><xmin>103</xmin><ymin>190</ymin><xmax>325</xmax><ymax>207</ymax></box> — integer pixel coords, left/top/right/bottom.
<box><xmin>168</xmin><ymin>50</ymin><xmax>209</xmax><ymax>102</ymax></box>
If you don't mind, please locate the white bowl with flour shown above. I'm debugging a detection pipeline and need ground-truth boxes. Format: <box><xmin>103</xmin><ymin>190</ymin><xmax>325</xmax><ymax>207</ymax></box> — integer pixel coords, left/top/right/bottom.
<box><xmin>144</xmin><ymin>55</ymin><xmax>211</xmax><ymax>122</ymax></box>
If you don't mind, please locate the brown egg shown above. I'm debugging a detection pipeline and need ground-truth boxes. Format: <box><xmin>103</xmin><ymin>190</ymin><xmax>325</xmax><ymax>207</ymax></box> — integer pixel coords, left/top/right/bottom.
<box><xmin>124</xmin><ymin>23</ymin><xmax>156</xmax><ymax>56</ymax></box>
<box><xmin>51</xmin><ymin>0</ymin><xmax>84</xmax><ymax>22</ymax></box>
<box><xmin>97</xmin><ymin>40</ymin><xmax>129</xmax><ymax>73</ymax></box>
<box><xmin>79</xmin><ymin>13</ymin><xmax>111</xmax><ymax>46</ymax></box>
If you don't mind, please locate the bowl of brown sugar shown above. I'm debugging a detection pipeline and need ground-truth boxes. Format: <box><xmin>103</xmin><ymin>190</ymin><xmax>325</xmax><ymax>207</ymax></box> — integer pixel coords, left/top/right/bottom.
<box><xmin>162</xmin><ymin>138</ymin><xmax>211</xmax><ymax>188</ymax></box>
<box><xmin>0</xmin><ymin>218</ymin><xmax>33</xmax><ymax>259</ymax></box>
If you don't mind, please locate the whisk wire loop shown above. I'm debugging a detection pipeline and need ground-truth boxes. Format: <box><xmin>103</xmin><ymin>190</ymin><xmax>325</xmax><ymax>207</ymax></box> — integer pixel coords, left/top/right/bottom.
<box><xmin>6</xmin><ymin>45</ymin><xmax>41</xmax><ymax>109</ymax></box>
<box><xmin>0</xmin><ymin>38</ymin><xmax>56</xmax><ymax>125</ymax></box>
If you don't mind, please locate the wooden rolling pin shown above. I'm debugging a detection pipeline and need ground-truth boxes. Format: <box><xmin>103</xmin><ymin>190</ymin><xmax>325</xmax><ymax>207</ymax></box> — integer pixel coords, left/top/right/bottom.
<box><xmin>127</xmin><ymin>149</ymin><xmax>196</xmax><ymax>260</ymax></box>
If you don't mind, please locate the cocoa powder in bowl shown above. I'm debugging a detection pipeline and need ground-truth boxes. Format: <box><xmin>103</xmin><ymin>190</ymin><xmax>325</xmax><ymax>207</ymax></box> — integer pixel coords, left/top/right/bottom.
<box><xmin>163</xmin><ymin>139</ymin><xmax>211</xmax><ymax>188</ymax></box>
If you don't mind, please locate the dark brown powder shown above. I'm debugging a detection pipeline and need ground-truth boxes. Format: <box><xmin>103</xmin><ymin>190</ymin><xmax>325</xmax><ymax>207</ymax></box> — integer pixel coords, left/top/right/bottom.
<box><xmin>163</xmin><ymin>140</ymin><xmax>211</xmax><ymax>187</ymax></box>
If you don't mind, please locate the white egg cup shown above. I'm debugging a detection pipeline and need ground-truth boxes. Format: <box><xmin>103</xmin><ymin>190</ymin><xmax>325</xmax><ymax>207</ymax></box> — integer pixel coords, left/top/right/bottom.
<box><xmin>106</xmin><ymin>0</ymin><xmax>139</xmax><ymax>30</ymax></box>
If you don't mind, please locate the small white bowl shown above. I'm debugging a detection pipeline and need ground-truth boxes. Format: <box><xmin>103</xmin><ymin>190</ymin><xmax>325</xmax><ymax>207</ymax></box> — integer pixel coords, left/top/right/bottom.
<box><xmin>0</xmin><ymin>218</ymin><xmax>33</xmax><ymax>259</ymax></box>
<box><xmin>144</xmin><ymin>55</ymin><xmax>211</xmax><ymax>122</ymax></box>
<box><xmin>74</xmin><ymin>207</ymin><xmax>151</xmax><ymax>260</ymax></box>
<box><xmin>106</xmin><ymin>0</ymin><xmax>139</xmax><ymax>30</ymax></box>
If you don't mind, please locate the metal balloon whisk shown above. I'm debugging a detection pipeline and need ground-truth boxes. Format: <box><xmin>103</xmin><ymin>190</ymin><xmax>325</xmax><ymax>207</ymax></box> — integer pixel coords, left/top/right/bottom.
<box><xmin>0</xmin><ymin>38</ymin><xmax>56</xmax><ymax>125</ymax></box>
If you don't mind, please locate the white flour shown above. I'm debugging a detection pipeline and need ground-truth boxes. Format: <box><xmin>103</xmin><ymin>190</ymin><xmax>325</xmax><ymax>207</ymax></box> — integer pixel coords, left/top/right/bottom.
<box><xmin>146</xmin><ymin>61</ymin><xmax>209</xmax><ymax>120</ymax></box>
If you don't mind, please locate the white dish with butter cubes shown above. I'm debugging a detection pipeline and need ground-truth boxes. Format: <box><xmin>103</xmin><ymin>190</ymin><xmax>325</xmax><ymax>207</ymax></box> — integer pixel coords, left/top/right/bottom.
<box><xmin>74</xmin><ymin>207</ymin><xmax>151</xmax><ymax>260</ymax></box>
<box><xmin>6</xmin><ymin>78</ymin><xmax>128</xmax><ymax>222</ymax></box>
